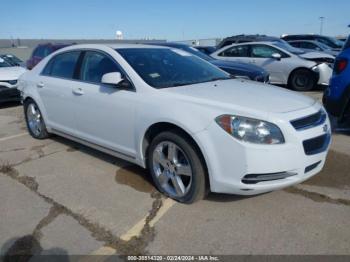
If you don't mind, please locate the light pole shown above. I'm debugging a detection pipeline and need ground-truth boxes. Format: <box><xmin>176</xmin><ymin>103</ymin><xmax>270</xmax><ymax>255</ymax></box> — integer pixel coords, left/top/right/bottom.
<box><xmin>319</xmin><ymin>17</ymin><xmax>325</xmax><ymax>35</ymax></box>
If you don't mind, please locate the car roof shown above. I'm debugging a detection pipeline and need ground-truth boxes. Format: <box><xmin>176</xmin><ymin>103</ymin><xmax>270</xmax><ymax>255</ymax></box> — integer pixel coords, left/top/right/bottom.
<box><xmin>58</xmin><ymin>43</ymin><xmax>171</xmax><ymax>51</ymax></box>
<box><xmin>288</xmin><ymin>40</ymin><xmax>319</xmax><ymax>43</ymax></box>
<box><xmin>222</xmin><ymin>34</ymin><xmax>281</xmax><ymax>41</ymax></box>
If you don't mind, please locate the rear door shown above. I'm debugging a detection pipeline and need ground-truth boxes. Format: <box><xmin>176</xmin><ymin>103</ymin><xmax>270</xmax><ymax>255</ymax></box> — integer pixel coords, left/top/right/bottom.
<box><xmin>38</xmin><ymin>51</ymin><xmax>81</xmax><ymax>134</ymax></box>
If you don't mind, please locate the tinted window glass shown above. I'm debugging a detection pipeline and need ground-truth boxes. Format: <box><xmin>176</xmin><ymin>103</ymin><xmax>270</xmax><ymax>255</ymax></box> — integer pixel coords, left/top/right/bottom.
<box><xmin>299</xmin><ymin>42</ymin><xmax>317</xmax><ymax>49</ymax></box>
<box><xmin>220</xmin><ymin>45</ymin><xmax>249</xmax><ymax>57</ymax></box>
<box><xmin>251</xmin><ymin>45</ymin><xmax>284</xmax><ymax>58</ymax></box>
<box><xmin>80</xmin><ymin>51</ymin><xmax>120</xmax><ymax>83</ymax></box>
<box><xmin>49</xmin><ymin>51</ymin><xmax>80</xmax><ymax>79</ymax></box>
<box><xmin>0</xmin><ymin>58</ymin><xmax>12</xmax><ymax>67</ymax></box>
<box><xmin>117</xmin><ymin>48</ymin><xmax>229</xmax><ymax>89</ymax></box>
<box><xmin>289</xmin><ymin>42</ymin><xmax>300</xmax><ymax>48</ymax></box>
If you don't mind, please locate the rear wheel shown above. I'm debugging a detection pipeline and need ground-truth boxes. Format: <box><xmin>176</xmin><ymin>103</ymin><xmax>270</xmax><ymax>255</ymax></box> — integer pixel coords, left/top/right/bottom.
<box><xmin>24</xmin><ymin>99</ymin><xmax>50</xmax><ymax>139</ymax></box>
<box><xmin>148</xmin><ymin>131</ymin><xmax>207</xmax><ymax>203</ymax></box>
<box><xmin>288</xmin><ymin>69</ymin><xmax>316</xmax><ymax>91</ymax></box>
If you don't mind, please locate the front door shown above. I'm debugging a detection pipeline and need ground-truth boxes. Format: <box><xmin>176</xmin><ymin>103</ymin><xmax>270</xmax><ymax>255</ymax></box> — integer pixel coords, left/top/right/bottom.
<box><xmin>72</xmin><ymin>50</ymin><xmax>137</xmax><ymax>157</ymax></box>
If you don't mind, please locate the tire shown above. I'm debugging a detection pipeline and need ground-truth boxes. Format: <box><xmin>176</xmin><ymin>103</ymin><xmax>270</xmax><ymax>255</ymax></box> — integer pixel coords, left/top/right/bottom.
<box><xmin>147</xmin><ymin>131</ymin><xmax>207</xmax><ymax>204</ymax></box>
<box><xmin>288</xmin><ymin>69</ymin><xmax>316</xmax><ymax>91</ymax></box>
<box><xmin>24</xmin><ymin>99</ymin><xmax>50</xmax><ymax>139</ymax></box>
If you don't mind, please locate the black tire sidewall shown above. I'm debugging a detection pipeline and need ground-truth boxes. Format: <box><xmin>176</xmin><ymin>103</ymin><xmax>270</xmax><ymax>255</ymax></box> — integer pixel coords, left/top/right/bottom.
<box><xmin>24</xmin><ymin>99</ymin><xmax>49</xmax><ymax>139</ymax></box>
<box><xmin>147</xmin><ymin>131</ymin><xmax>207</xmax><ymax>204</ymax></box>
<box><xmin>289</xmin><ymin>69</ymin><xmax>316</xmax><ymax>91</ymax></box>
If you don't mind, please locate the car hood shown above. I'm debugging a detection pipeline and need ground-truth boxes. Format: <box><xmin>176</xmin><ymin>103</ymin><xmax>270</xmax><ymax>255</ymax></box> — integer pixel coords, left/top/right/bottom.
<box><xmin>211</xmin><ymin>59</ymin><xmax>266</xmax><ymax>74</ymax></box>
<box><xmin>0</xmin><ymin>66</ymin><xmax>27</xmax><ymax>80</ymax></box>
<box><xmin>162</xmin><ymin>80</ymin><xmax>315</xmax><ymax>114</ymax></box>
<box><xmin>299</xmin><ymin>51</ymin><xmax>334</xmax><ymax>59</ymax></box>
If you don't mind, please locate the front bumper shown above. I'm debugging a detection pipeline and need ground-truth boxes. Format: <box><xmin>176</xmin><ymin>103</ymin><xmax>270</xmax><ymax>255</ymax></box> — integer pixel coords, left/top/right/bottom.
<box><xmin>0</xmin><ymin>83</ymin><xmax>21</xmax><ymax>103</ymax></box>
<box><xmin>195</xmin><ymin>104</ymin><xmax>331</xmax><ymax>195</ymax></box>
<box><xmin>313</xmin><ymin>63</ymin><xmax>333</xmax><ymax>86</ymax></box>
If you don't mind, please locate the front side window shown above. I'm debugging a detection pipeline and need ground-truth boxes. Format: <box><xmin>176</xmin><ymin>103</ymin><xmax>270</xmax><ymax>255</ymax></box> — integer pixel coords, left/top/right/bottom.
<box><xmin>251</xmin><ymin>45</ymin><xmax>285</xmax><ymax>58</ymax></box>
<box><xmin>117</xmin><ymin>48</ymin><xmax>230</xmax><ymax>89</ymax></box>
<box><xmin>219</xmin><ymin>45</ymin><xmax>249</xmax><ymax>57</ymax></box>
<box><xmin>44</xmin><ymin>51</ymin><xmax>80</xmax><ymax>79</ymax></box>
<box><xmin>80</xmin><ymin>51</ymin><xmax>120</xmax><ymax>83</ymax></box>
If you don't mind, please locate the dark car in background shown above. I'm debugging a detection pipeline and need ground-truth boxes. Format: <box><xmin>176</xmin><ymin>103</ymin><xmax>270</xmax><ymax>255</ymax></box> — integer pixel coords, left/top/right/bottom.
<box><xmin>26</xmin><ymin>43</ymin><xmax>72</xmax><ymax>69</ymax></box>
<box><xmin>152</xmin><ymin>42</ymin><xmax>269</xmax><ymax>83</ymax></box>
<box><xmin>281</xmin><ymin>34</ymin><xmax>344</xmax><ymax>51</ymax></box>
<box><xmin>287</xmin><ymin>40</ymin><xmax>339</xmax><ymax>57</ymax></box>
<box><xmin>217</xmin><ymin>35</ymin><xmax>285</xmax><ymax>49</ymax></box>
<box><xmin>193</xmin><ymin>46</ymin><xmax>216</xmax><ymax>55</ymax></box>
<box><xmin>323</xmin><ymin>36</ymin><xmax>350</xmax><ymax>123</ymax></box>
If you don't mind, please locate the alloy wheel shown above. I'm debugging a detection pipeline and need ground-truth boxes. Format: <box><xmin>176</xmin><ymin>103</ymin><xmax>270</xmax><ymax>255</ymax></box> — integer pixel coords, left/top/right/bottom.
<box><xmin>152</xmin><ymin>141</ymin><xmax>193</xmax><ymax>198</ymax></box>
<box><xmin>26</xmin><ymin>103</ymin><xmax>44</xmax><ymax>137</ymax></box>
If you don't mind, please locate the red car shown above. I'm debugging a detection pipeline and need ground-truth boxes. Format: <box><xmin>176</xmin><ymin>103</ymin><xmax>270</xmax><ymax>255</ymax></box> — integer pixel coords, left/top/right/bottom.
<box><xmin>26</xmin><ymin>43</ymin><xmax>72</xmax><ymax>70</ymax></box>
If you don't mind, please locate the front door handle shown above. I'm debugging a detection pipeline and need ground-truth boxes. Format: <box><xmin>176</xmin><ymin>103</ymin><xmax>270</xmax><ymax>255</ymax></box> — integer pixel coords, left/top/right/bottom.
<box><xmin>36</xmin><ymin>82</ymin><xmax>44</xmax><ymax>88</ymax></box>
<box><xmin>72</xmin><ymin>87</ymin><xmax>84</xmax><ymax>95</ymax></box>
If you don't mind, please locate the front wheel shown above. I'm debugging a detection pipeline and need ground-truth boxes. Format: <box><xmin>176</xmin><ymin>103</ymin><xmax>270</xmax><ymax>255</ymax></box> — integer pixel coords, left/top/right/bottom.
<box><xmin>288</xmin><ymin>69</ymin><xmax>316</xmax><ymax>91</ymax></box>
<box><xmin>24</xmin><ymin>99</ymin><xmax>50</xmax><ymax>139</ymax></box>
<box><xmin>148</xmin><ymin>131</ymin><xmax>207</xmax><ymax>204</ymax></box>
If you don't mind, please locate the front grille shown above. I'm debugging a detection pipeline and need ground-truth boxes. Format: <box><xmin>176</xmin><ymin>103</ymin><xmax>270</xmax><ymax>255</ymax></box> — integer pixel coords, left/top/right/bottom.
<box><xmin>242</xmin><ymin>172</ymin><xmax>297</xmax><ymax>184</ymax></box>
<box><xmin>290</xmin><ymin>110</ymin><xmax>326</xmax><ymax>130</ymax></box>
<box><xmin>303</xmin><ymin>134</ymin><xmax>330</xmax><ymax>155</ymax></box>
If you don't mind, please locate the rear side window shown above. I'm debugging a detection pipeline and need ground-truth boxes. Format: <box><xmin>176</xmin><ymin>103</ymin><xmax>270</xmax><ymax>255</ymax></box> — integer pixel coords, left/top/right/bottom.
<box><xmin>79</xmin><ymin>51</ymin><xmax>120</xmax><ymax>83</ymax></box>
<box><xmin>219</xmin><ymin>45</ymin><xmax>250</xmax><ymax>57</ymax></box>
<box><xmin>43</xmin><ymin>51</ymin><xmax>80</xmax><ymax>79</ymax></box>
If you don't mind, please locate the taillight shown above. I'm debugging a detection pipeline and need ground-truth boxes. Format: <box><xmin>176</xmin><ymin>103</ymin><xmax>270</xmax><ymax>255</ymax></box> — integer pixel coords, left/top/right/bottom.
<box><xmin>334</xmin><ymin>58</ymin><xmax>348</xmax><ymax>74</ymax></box>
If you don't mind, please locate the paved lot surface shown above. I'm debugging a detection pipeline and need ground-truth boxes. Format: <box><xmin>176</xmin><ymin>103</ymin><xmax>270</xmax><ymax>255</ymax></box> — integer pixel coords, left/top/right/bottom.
<box><xmin>0</xmin><ymin>90</ymin><xmax>350</xmax><ymax>257</ymax></box>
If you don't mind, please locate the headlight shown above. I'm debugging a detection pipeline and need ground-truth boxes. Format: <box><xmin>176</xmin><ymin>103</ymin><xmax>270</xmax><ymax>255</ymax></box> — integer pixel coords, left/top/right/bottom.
<box><xmin>7</xmin><ymin>80</ymin><xmax>18</xmax><ymax>85</ymax></box>
<box><xmin>216</xmin><ymin>115</ymin><xmax>285</xmax><ymax>144</ymax></box>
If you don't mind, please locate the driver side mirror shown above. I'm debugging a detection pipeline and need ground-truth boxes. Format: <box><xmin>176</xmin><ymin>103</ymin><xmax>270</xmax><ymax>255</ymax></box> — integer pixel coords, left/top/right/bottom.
<box><xmin>271</xmin><ymin>53</ymin><xmax>282</xmax><ymax>60</ymax></box>
<box><xmin>102</xmin><ymin>72</ymin><xmax>123</xmax><ymax>86</ymax></box>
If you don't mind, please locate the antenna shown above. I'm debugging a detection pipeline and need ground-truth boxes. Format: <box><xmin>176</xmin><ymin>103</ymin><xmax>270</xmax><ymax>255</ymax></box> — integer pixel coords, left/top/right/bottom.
<box><xmin>319</xmin><ymin>17</ymin><xmax>325</xmax><ymax>35</ymax></box>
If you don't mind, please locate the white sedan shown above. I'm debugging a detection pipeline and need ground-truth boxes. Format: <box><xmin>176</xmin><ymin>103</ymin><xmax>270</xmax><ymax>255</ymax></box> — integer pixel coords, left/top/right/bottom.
<box><xmin>211</xmin><ymin>41</ymin><xmax>334</xmax><ymax>91</ymax></box>
<box><xmin>0</xmin><ymin>57</ymin><xmax>26</xmax><ymax>103</ymax></box>
<box><xmin>19</xmin><ymin>44</ymin><xmax>331</xmax><ymax>203</ymax></box>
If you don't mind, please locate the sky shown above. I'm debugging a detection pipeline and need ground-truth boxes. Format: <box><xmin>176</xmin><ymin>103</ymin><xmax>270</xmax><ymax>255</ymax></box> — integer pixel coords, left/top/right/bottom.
<box><xmin>1</xmin><ymin>0</ymin><xmax>349</xmax><ymax>40</ymax></box>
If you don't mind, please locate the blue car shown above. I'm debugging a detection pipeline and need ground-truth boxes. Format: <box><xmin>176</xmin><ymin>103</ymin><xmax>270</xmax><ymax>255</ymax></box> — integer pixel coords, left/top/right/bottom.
<box><xmin>151</xmin><ymin>42</ymin><xmax>269</xmax><ymax>83</ymax></box>
<box><xmin>323</xmin><ymin>36</ymin><xmax>350</xmax><ymax>122</ymax></box>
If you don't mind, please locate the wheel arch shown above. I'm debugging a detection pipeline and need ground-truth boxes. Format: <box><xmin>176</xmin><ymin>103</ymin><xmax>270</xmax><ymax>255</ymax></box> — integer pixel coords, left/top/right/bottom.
<box><xmin>288</xmin><ymin>66</ymin><xmax>319</xmax><ymax>85</ymax></box>
<box><xmin>141</xmin><ymin>122</ymin><xmax>210</xmax><ymax>186</ymax></box>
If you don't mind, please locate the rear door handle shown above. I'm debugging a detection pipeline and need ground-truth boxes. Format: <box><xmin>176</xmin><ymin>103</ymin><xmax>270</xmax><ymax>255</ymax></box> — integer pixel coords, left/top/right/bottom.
<box><xmin>36</xmin><ymin>82</ymin><xmax>44</xmax><ymax>88</ymax></box>
<box><xmin>72</xmin><ymin>87</ymin><xmax>84</xmax><ymax>95</ymax></box>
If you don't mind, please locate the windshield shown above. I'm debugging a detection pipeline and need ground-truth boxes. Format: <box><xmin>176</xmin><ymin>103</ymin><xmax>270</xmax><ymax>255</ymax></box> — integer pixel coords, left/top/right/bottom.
<box><xmin>5</xmin><ymin>54</ymin><xmax>23</xmax><ymax>64</ymax></box>
<box><xmin>0</xmin><ymin>58</ymin><xmax>13</xmax><ymax>67</ymax></box>
<box><xmin>177</xmin><ymin>46</ymin><xmax>214</xmax><ymax>61</ymax></box>
<box><xmin>117</xmin><ymin>48</ymin><xmax>230</xmax><ymax>89</ymax></box>
<box><xmin>313</xmin><ymin>41</ymin><xmax>331</xmax><ymax>50</ymax></box>
<box><xmin>318</xmin><ymin>36</ymin><xmax>344</xmax><ymax>49</ymax></box>
<box><xmin>272</xmin><ymin>41</ymin><xmax>305</xmax><ymax>54</ymax></box>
